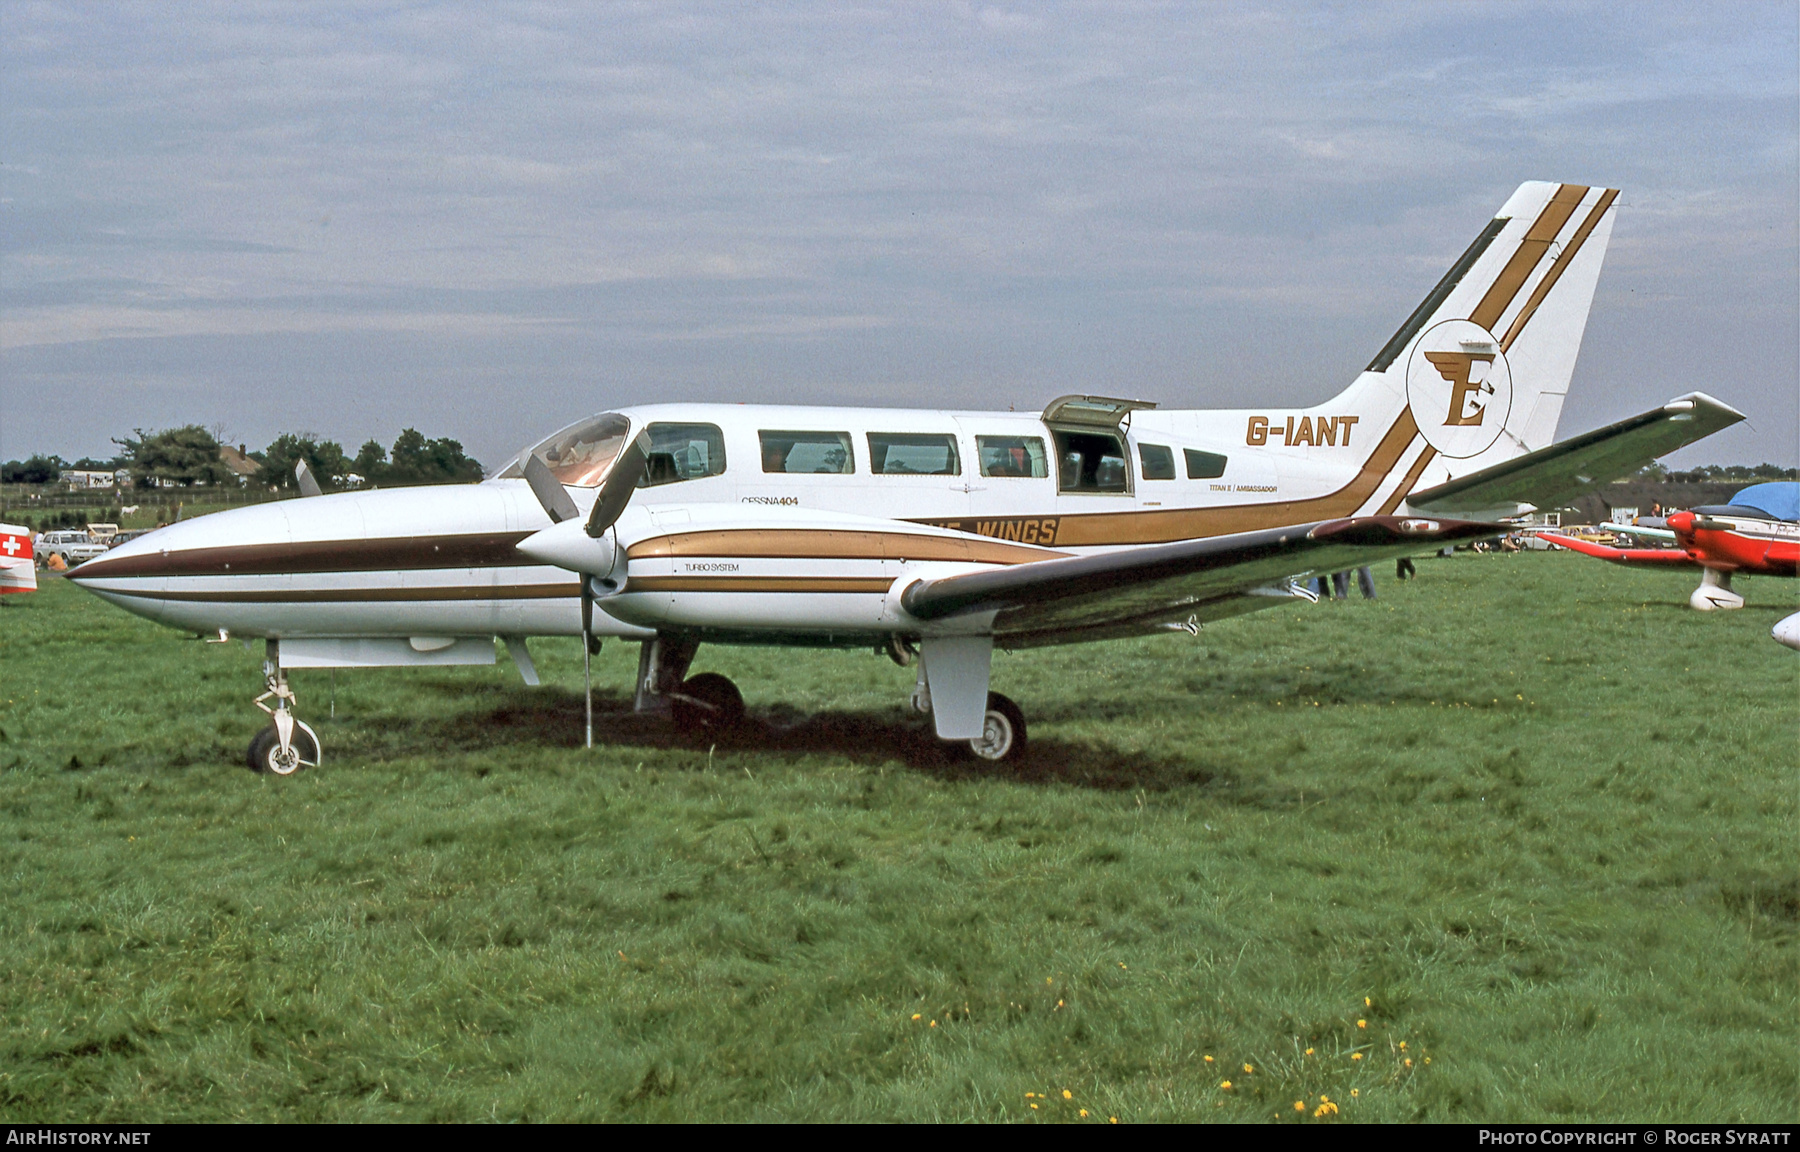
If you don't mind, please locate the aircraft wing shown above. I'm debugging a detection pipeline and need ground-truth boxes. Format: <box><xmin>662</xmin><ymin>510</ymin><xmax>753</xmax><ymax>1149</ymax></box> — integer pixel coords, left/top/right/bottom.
<box><xmin>901</xmin><ymin>515</ymin><xmax>1501</xmax><ymax>647</ymax></box>
<box><xmin>1537</xmin><ymin>533</ymin><xmax>1695</xmax><ymax>565</ymax></box>
<box><xmin>1406</xmin><ymin>392</ymin><xmax>1744</xmax><ymax>519</ymax></box>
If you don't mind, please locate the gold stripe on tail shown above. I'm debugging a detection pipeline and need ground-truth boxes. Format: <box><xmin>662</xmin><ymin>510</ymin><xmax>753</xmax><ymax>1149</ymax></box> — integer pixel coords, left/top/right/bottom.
<box><xmin>1379</xmin><ymin>446</ymin><xmax>1438</xmax><ymax>514</ymax></box>
<box><xmin>1469</xmin><ymin>184</ymin><xmax>1588</xmax><ymax>331</ymax></box>
<box><xmin>1500</xmin><ymin>188</ymin><xmax>1618</xmax><ymax>353</ymax></box>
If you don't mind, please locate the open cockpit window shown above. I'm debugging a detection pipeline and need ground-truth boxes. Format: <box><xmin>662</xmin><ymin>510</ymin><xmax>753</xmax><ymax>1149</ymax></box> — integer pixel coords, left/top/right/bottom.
<box><xmin>640</xmin><ymin>422</ymin><xmax>727</xmax><ymax>487</ymax></box>
<box><xmin>1052</xmin><ymin>429</ymin><xmax>1130</xmax><ymax>494</ymax></box>
<box><xmin>868</xmin><ymin>433</ymin><xmax>959</xmax><ymax>475</ymax></box>
<box><xmin>976</xmin><ymin>436</ymin><xmax>1048</xmax><ymax>478</ymax></box>
<box><xmin>500</xmin><ymin>412</ymin><xmax>632</xmax><ymax>487</ymax></box>
<box><xmin>759</xmin><ymin>430</ymin><xmax>854</xmax><ymax>474</ymax></box>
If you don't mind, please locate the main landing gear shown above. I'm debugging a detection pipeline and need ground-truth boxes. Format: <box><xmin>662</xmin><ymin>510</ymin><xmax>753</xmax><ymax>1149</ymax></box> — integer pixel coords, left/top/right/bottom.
<box><xmin>635</xmin><ymin>635</ymin><xmax>746</xmax><ymax>733</ymax></box>
<box><xmin>247</xmin><ymin>639</ymin><xmax>320</xmax><ymax>776</ymax></box>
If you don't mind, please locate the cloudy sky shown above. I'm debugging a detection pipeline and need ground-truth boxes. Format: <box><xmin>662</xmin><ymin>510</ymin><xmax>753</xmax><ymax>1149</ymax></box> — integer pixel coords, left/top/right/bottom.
<box><xmin>3</xmin><ymin>1</ymin><xmax>1795</xmax><ymax>469</ymax></box>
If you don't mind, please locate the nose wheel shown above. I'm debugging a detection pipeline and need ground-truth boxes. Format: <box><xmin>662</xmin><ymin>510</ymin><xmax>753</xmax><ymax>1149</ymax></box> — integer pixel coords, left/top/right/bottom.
<box><xmin>247</xmin><ymin>639</ymin><xmax>321</xmax><ymax>776</ymax></box>
<box><xmin>248</xmin><ymin>720</ymin><xmax>321</xmax><ymax>775</ymax></box>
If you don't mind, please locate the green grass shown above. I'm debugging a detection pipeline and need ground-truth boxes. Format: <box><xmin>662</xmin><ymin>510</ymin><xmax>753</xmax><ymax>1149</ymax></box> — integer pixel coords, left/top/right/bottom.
<box><xmin>1</xmin><ymin>555</ymin><xmax>1794</xmax><ymax>1123</ymax></box>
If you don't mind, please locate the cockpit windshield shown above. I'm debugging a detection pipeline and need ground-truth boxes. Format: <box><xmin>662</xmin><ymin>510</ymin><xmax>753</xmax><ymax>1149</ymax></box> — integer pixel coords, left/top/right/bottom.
<box><xmin>498</xmin><ymin>413</ymin><xmax>632</xmax><ymax>488</ymax></box>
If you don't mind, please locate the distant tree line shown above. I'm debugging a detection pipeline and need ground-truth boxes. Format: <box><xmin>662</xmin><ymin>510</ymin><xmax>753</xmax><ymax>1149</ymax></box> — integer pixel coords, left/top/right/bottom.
<box><xmin>2</xmin><ymin>426</ymin><xmax>485</xmax><ymax>490</ymax></box>
<box><xmin>1635</xmin><ymin>462</ymin><xmax>1798</xmax><ymax>484</ymax></box>
<box><xmin>256</xmin><ymin>428</ymin><xmax>484</xmax><ymax>491</ymax></box>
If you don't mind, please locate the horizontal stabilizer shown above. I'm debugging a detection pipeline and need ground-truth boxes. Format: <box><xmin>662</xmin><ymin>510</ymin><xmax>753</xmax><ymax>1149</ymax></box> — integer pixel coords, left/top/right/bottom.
<box><xmin>1406</xmin><ymin>393</ymin><xmax>1743</xmax><ymax>518</ymax></box>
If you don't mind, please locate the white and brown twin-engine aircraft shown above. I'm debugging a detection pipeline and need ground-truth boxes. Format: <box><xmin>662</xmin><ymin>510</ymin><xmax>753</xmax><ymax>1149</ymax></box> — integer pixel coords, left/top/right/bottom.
<box><xmin>70</xmin><ymin>181</ymin><xmax>1744</xmax><ymax>773</ymax></box>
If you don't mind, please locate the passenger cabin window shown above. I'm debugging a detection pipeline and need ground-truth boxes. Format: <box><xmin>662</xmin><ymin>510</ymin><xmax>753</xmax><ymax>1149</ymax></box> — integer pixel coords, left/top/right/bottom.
<box><xmin>759</xmin><ymin>430</ymin><xmax>854</xmax><ymax>474</ymax></box>
<box><xmin>1139</xmin><ymin>443</ymin><xmax>1176</xmax><ymax>480</ymax></box>
<box><xmin>1052</xmin><ymin>429</ymin><xmax>1130</xmax><ymax>494</ymax></box>
<box><xmin>1184</xmin><ymin>449</ymin><xmax>1228</xmax><ymax>479</ymax></box>
<box><xmin>640</xmin><ymin>422</ymin><xmax>726</xmax><ymax>488</ymax></box>
<box><xmin>868</xmin><ymin>433</ymin><xmax>959</xmax><ymax>475</ymax></box>
<box><xmin>976</xmin><ymin>435</ymin><xmax>1048</xmax><ymax>478</ymax></box>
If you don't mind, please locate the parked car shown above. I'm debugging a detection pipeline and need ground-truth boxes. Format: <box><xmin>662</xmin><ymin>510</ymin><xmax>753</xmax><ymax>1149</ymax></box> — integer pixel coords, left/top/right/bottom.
<box><xmin>38</xmin><ymin>530</ymin><xmax>109</xmax><ymax>567</ymax></box>
<box><xmin>108</xmin><ymin>528</ymin><xmax>157</xmax><ymax>548</ymax></box>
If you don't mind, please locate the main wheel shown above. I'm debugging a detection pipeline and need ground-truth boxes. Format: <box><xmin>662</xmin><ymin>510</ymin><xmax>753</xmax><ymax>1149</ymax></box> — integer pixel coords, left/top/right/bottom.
<box><xmin>246</xmin><ymin>721</ymin><xmax>321</xmax><ymax>776</ymax></box>
<box><xmin>968</xmin><ymin>692</ymin><xmax>1027</xmax><ymax>763</ymax></box>
<box><xmin>672</xmin><ymin>672</ymin><xmax>746</xmax><ymax>731</ymax></box>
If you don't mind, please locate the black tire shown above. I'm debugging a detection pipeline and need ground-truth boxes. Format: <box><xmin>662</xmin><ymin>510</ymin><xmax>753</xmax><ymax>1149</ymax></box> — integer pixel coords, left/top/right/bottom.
<box><xmin>246</xmin><ymin>723</ymin><xmax>320</xmax><ymax>776</ymax></box>
<box><xmin>968</xmin><ymin>692</ymin><xmax>1027</xmax><ymax>763</ymax></box>
<box><xmin>672</xmin><ymin>672</ymin><xmax>746</xmax><ymax>731</ymax></box>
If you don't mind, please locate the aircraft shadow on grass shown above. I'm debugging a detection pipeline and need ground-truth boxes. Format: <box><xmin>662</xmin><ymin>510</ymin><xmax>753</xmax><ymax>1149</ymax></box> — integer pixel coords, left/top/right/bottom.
<box><xmin>398</xmin><ymin>685</ymin><xmax>1229</xmax><ymax>793</ymax></box>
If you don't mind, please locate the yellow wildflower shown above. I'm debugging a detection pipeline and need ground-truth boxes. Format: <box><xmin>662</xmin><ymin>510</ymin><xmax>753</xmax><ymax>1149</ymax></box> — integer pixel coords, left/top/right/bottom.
<box><xmin>1424</xmin><ymin>1057</ymin><xmax>1431</xmax><ymax>1065</ymax></box>
<box><xmin>1294</xmin><ymin>1101</ymin><xmax>1305</xmax><ymax>1112</ymax></box>
<box><xmin>1062</xmin><ymin>1090</ymin><xmax>1072</xmax><ymax>1100</ymax></box>
<box><xmin>1025</xmin><ymin>1093</ymin><xmax>1036</xmax><ymax>1098</ymax></box>
<box><xmin>1203</xmin><ymin>1054</ymin><xmax>1213</xmax><ymax>1063</ymax></box>
<box><xmin>1364</xmin><ymin>997</ymin><xmax>1371</xmax><ymax>1007</ymax></box>
<box><xmin>1220</xmin><ymin>1080</ymin><xmax>1232</xmax><ymax>1090</ymax></box>
<box><xmin>1030</xmin><ymin>1103</ymin><xmax>1038</xmax><ymax>1110</ymax></box>
<box><xmin>1079</xmin><ymin>1110</ymin><xmax>1089</xmax><ymax>1118</ymax></box>
<box><xmin>1405</xmin><ymin>1058</ymin><xmax>1413</xmax><ymax>1067</ymax></box>
<box><xmin>1110</xmin><ymin>1117</ymin><xmax>1118</xmax><ymax>1125</ymax></box>
<box><xmin>1356</xmin><ymin>1019</ymin><xmax>1366</xmax><ymax>1029</ymax></box>
<box><xmin>1243</xmin><ymin>1064</ymin><xmax>1254</xmax><ymax>1074</ymax></box>
<box><xmin>1352</xmin><ymin>1053</ymin><xmax>1363</xmax><ymax>1061</ymax></box>
<box><xmin>1398</xmin><ymin>1041</ymin><xmax>1407</xmax><ymax>1050</ymax></box>
<box><xmin>911</xmin><ymin>1014</ymin><xmax>921</xmax><ymax>1020</ymax></box>
<box><xmin>1350</xmin><ymin>1089</ymin><xmax>1359</xmax><ymax>1097</ymax></box>
<box><xmin>929</xmin><ymin>1020</ymin><xmax>937</xmax><ymax>1028</ymax></box>
<box><xmin>1304</xmin><ymin>1047</ymin><xmax>1314</xmax><ymax>1056</ymax></box>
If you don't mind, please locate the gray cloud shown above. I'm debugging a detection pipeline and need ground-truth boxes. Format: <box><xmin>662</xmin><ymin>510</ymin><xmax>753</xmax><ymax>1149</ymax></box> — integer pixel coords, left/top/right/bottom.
<box><xmin>1</xmin><ymin>1</ymin><xmax>1794</xmax><ymax>467</ymax></box>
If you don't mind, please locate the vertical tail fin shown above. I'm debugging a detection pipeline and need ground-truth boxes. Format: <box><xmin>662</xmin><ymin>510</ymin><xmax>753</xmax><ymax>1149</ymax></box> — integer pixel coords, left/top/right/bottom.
<box><xmin>1361</xmin><ymin>182</ymin><xmax>1618</xmax><ymax>464</ymax></box>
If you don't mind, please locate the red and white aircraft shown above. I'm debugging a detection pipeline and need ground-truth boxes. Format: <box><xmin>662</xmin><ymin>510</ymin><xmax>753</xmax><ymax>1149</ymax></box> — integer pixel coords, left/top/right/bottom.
<box><xmin>0</xmin><ymin>523</ymin><xmax>36</xmax><ymax>596</ymax></box>
<box><xmin>67</xmin><ymin>181</ymin><xmax>1745</xmax><ymax>773</ymax></box>
<box><xmin>1540</xmin><ymin>482</ymin><xmax>1798</xmax><ymax>610</ymax></box>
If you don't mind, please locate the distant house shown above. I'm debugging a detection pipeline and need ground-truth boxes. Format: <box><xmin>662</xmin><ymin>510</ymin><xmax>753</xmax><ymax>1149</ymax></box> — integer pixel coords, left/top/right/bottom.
<box><xmin>219</xmin><ymin>444</ymin><xmax>260</xmax><ymax>486</ymax></box>
<box><xmin>59</xmin><ymin>470</ymin><xmax>116</xmax><ymax>491</ymax></box>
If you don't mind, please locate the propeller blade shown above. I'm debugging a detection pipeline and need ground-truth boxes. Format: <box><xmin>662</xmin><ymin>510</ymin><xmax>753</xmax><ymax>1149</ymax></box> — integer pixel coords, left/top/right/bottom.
<box><xmin>586</xmin><ymin>432</ymin><xmax>651</xmax><ymax>539</ymax></box>
<box><xmin>294</xmin><ymin>460</ymin><xmax>323</xmax><ymax>499</ymax></box>
<box><xmin>521</xmin><ymin>454</ymin><xmax>580</xmax><ymax>524</ymax></box>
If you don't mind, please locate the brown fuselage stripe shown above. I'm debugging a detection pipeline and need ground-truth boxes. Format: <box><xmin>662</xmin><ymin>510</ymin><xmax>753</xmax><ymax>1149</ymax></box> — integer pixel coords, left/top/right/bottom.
<box><xmin>1469</xmin><ymin>183</ymin><xmax>1588</xmax><ymax>332</ymax></box>
<box><xmin>626</xmin><ymin>529</ymin><xmax>1062</xmax><ymax>565</ymax></box>
<box><xmin>626</xmin><ymin>576</ymin><xmax>893</xmax><ymax>594</ymax></box>
<box><xmin>1500</xmin><ymin>188</ymin><xmax>1618</xmax><ymax>353</ymax></box>
<box><xmin>98</xmin><ymin>583</ymin><xmax>579</xmax><ymax>604</ymax></box>
<box><xmin>72</xmin><ymin>531</ymin><xmax>537</xmax><ymax>581</ymax></box>
<box><xmin>1379</xmin><ymin>446</ymin><xmax>1438</xmax><ymax>515</ymax></box>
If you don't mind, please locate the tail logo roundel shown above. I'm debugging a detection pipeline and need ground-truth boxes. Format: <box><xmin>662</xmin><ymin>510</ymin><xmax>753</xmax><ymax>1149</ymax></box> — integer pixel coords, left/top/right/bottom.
<box><xmin>1406</xmin><ymin>318</ymin><xmax>1513</xmax><ymax>459</ymax></box>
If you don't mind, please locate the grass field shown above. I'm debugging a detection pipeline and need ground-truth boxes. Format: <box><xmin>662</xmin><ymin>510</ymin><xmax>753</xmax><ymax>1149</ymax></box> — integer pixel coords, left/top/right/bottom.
<box><xmin>1</xmin><ymin>554</ymin><xmax>1794</xmax><ymax>1123</ymax></box>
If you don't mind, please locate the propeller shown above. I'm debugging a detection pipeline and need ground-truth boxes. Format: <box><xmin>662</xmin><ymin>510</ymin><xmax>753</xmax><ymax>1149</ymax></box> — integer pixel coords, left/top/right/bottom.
<box><xmin>518</xmin><ymin>437</ymin><xmax>651</xmax><ymax>748</ymax></box>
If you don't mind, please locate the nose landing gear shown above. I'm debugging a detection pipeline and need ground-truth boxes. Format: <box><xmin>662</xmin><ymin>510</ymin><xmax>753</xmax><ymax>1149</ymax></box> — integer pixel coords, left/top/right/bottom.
<box><xmin>247</xmin><ymin>639</ymin><xmax>320</xmax><ymax>775</ymax></box>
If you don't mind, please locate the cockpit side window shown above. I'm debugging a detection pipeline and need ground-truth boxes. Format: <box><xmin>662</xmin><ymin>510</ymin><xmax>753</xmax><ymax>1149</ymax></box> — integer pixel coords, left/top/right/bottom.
<box><xmin>500</xmin><ymin>412</ymin><xmax>632</xmax><ymax>487</ymax></box>
<box><xmin>759</xmin><ymin>431</ymin><xmax>855</xmax><ymax>474</ymax></box>
<box><xmin>640</xmin><ymin>422</ymin><xmax>727</xmax><ymax>488</ymax></box>
<box><xmin>1051</xmin><ymin>429</ymin><xmax>1130</xmax><ymax>494</ymax></box>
